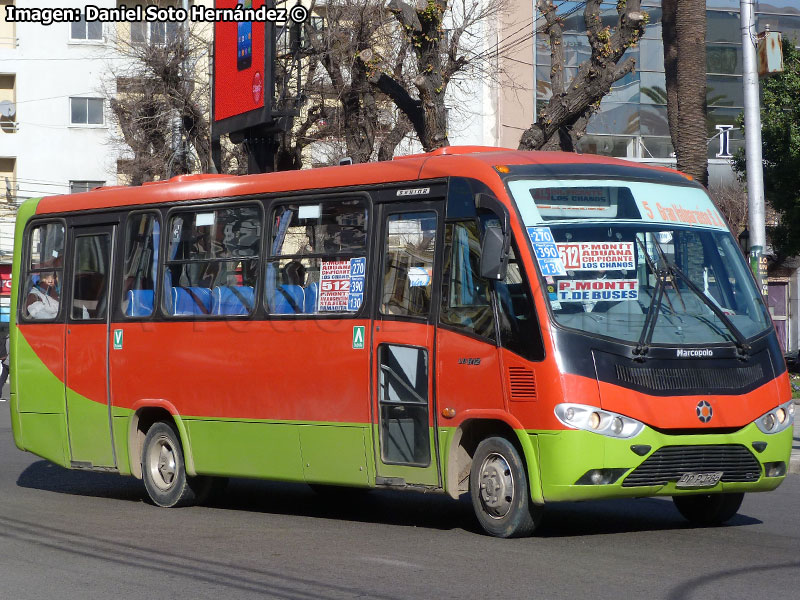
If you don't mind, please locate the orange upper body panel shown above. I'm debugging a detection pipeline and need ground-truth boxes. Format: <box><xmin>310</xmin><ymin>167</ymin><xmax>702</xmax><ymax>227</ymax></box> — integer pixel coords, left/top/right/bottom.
<box><xmin>33</xmin><ymin>148</ymin><xmax>684</xmax><ymax>215</ymax></box>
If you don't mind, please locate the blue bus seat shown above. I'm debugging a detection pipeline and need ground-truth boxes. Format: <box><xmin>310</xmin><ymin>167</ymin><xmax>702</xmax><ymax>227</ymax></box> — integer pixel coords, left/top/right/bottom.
<box><xmin>211</xmin><ymin>285</ymin><xmax>254</xmax><ymax>315</ymax></box>
<box><xmin>171</xmin><ymin>286</ymin><xmax>212</xmax><ymax>315</ymax></box>
<box><xmin>304</xmin><ymin>282</ymin><xmax>318</xmax><ymax>313</ymax></box>
<box><xmin>273</xmin><ymin>284</ymin><xmax>304</xmax><ymax>314</ymax></box>
<box><xmin>125</xmin><ymin>289</ymin><xmax>154</xmax><ymax>317</ymax></box>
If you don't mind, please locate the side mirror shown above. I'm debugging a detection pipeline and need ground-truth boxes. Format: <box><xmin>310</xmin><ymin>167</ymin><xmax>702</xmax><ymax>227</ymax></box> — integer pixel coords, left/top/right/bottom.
<box><xmin>480</xmin><ymin>224</ymin><xmax>510</xmax><ymax>280</ymax></box>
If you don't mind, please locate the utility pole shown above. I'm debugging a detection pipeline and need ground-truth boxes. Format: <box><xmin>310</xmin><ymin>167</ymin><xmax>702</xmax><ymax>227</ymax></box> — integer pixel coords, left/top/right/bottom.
<box><xmin>740</xmin><ymin>0</ymin><xmax>768</xmax><ymax>296</ymax></box>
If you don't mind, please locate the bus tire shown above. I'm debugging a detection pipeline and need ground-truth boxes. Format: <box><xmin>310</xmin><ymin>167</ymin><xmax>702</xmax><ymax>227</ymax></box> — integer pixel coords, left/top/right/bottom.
<box><xmin>469</xmin><ymin>436</ymin><xmax>542</xmax><ymax>538</ymax></box>
<box><xmin>673</xmin><ymin>492</ymin><xmax>744</xmax><ymax>526</ymax></box>
<box><xmin>141</xmin><ymin>421</ymin><xmax>201</xmax><ymax>508</ymax></box>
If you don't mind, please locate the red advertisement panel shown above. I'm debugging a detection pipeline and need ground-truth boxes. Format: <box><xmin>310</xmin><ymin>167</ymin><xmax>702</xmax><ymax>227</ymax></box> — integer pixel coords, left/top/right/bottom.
<box><xmin>0</xmin><ymin>265</ymin><xmax>11</xmax><ymax>297</ymax></box>
<box><xmin>213</xmin><ymin>0</ymin><xmax>266</xmax><ymax>122</ymax></box>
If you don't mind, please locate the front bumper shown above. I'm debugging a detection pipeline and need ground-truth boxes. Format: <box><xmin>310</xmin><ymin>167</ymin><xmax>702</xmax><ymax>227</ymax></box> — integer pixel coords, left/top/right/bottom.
<box><xmin>534</xmin><ymin>422</ymin><xmax>792</xmax><ymax>502</ymax></box>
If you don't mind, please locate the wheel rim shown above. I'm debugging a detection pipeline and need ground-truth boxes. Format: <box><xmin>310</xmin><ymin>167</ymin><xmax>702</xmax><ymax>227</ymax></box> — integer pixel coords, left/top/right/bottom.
<box><xmin>148</xmin><ymin>435</ymin><xmax>177</xmax><ymax>492</ymax></box>
<box><xmin>478</xmin><ymin>452</ymin><xmax>514</xmax><ymax>519</ymax></box>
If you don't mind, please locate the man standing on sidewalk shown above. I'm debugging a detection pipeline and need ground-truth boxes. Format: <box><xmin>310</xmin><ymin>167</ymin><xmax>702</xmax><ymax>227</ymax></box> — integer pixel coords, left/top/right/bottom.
<box><xmin>0</xmin><ymin>328</ymin><xmax>8</xmax><ymax>400</ymax></box>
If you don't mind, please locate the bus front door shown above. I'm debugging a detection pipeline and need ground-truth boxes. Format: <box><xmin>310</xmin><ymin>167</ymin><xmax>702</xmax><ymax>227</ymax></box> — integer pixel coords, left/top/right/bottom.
<box><xmin>64</xmin><ymin>224</ymin><xmax>116</xmax><ymax>468</ymax></box>
<box><xmin>371</xmin><ymin>202</ymin><xmax>443</xmax><ymax>488</ymax></box>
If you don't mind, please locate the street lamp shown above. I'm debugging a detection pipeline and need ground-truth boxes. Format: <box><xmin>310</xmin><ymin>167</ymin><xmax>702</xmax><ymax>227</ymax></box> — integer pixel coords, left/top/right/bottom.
<box><xmin>738</xmin><ymin>227</ymin><xmax>750</xmax><ymax>254</ymax></box>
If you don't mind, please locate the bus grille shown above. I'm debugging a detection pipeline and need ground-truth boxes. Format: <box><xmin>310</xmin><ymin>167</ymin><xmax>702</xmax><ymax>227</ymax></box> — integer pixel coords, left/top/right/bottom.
<box><xmin>621</xmin><ymin>445</ymin><xmax>761</xmax><ymax>487</ymax></box>
<box><xmin>615</xmin><ymin>364</ymin><xmax>764</xmax><ymax>392</ymax></box>
<box><xmin>508</xmin><ymin>367</ymin><xmax>536</xmax><ymax>401</ymax></box>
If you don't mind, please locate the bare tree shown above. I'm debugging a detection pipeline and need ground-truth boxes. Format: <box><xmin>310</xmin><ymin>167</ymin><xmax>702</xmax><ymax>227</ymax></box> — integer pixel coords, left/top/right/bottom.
<box><xmin>518</xmin><ymin>0</ymin><xmax>647</xmax><ymax>151</ymax></box>
<box><xmin>708</xmin><ymin>180</ymin><xmax>748</xmax><ymax>236</ymax></box>
<box><xmin>298</xmin><ymin>0</ymin><xmax>414</xmax><ymax>164</ymax></box>
<box><xmin>368</xmin><ymin>0</ymin><xmax>508</xmax><ymax>152</ymax></box>
<box><xmin>662</xmin><ymin>0</ymin><xmax>708</xmax><ymax>186</ymax></box>
<box><xmin>105</xmin><ymin>21</ymin><xmax>219</xmax><ymax>184</ymax></box>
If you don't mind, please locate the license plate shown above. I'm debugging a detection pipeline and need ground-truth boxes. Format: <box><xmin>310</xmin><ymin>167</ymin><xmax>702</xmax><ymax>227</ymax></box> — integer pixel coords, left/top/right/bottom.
<box><xmin>676</xmin><ymin>471</ymin><xmax>723</xmax><ymax>488</ymax></box>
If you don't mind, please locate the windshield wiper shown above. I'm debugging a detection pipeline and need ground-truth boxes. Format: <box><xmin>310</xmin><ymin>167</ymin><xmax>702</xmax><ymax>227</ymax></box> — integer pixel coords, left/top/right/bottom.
<box><xmin>634</xmin><ymin>237</ymin><xmax>666</xmax><ymax>360</ymax></box>
<box><xmin>649</xmin><ymin>236</ymin><xmax>751</xmax><ymax>357</ymax></box>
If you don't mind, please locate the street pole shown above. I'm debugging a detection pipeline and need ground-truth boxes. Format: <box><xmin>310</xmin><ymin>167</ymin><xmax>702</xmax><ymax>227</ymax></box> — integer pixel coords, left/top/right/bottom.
<box><xmin>740</xmin><ymin>0</ymin><xmax>768</xmax><ymax>297</ymax></box>
<box><xmin>532</xmin><ymin>1</ymin><xmax>537</xmax><ymax>126</ymax></box>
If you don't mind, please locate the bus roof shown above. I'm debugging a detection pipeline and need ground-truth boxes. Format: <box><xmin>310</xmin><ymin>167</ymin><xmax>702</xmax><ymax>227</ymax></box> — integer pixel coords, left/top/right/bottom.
<box><xmin>33</xmin><ymin>147</ymin><xmax>693</xmax><ymax>215</ymax></box>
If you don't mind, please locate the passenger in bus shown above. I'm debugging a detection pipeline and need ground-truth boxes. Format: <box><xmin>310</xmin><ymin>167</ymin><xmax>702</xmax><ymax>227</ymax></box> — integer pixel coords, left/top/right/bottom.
<box><xmin>284</xmin><ymin>260</ymin><xmax>306</xmax><ymax>287</ymax></box>
<box><xmin>26</xmin><ymin>271</ymin><xmax>60</xmax><ymax>319</ymax></box>
<box><xmin>275</xmin><ymin>261</ymin><xmax>305</xmax><ymax>314</ymax></box>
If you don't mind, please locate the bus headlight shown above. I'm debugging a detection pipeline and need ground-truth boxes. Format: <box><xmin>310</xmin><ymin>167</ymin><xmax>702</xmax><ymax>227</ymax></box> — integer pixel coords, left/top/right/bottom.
<box><xmin>555</xmin><ymin>403</ymin><xmax>644</xmax><ymax>439</ymax></box>
<box><xmin>754</xmin><ymin>400</ymin><xmax>795</xmax><ymax>434</ymax></box>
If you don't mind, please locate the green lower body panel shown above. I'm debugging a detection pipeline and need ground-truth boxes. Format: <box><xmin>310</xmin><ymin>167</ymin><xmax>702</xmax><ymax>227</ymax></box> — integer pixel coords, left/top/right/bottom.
<box><xmin>66</xmin><ymin>388</ymin><xmax>115</xmax><ymax>468</ymax></box>
<box><xmin>18</xmin><ymin>412</ymin><xmax>69</xmax><ymax>467</ymax></box>
<box><xmin>535</xmin><ymin>423</ymin><xmax>792</xmax><ymax>502</ymax></box>
<box><xmin>112</xmin><ymin>415</ymin><xmax>133</xmax><ymax>476</ymax></box>
<box><xmin>184</xmin><ymin>418</ymin><xmax>373</xmax><ymax>485</ymax></box>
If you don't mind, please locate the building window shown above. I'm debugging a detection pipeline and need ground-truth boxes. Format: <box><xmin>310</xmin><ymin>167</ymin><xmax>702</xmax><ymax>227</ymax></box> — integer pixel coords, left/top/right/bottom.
<box><xmin>0</xmin><ymin>157</ymin><xmax>16</xmax><ymax>204</ymax></box>
<box><xmin>131</xmin><ymin>21</ymin><xmax>180</xmax><ymax>45</ymax></box>
<box><xmin>70</xmin><ymin>17</ymin><xmax>103</xmax><ymax>41</ymax></box>
<box><xmin>69</xmin><ymin>97</ymin><xmax>104</xmax><ymax>125</ymax></box>
<box><xmin>69</xmin><ymin>181</ymin><xmax>105</xmax><ymax>194</ymax></box>
<box><xmin>0</xmin><ymin>0</ymin><xmax>15</xmax><ymax>49</ymax></box>
<box><xmin>0</xmin><ymin>73</ymin><xmax>16</xmax><ymax>133</ymax></box>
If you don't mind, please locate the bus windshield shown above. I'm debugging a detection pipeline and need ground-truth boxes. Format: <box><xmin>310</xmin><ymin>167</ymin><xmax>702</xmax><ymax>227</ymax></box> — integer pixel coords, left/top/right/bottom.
<box><xmin>507</xmin><ymin>179</ymin><xmax>772</xmax><ymax>344</ymax></box>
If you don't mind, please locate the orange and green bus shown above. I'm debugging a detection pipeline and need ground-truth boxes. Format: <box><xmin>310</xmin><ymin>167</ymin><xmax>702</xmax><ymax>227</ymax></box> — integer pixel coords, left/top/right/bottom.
<box><xmin>9</xmin><ymin>147</ymin><xmax>794</xmax><ymax>537</ymax></box>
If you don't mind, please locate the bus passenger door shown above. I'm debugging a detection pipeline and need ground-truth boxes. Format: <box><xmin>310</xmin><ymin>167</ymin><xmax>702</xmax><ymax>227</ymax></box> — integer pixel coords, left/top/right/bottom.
<box><xmin>65</xmin><ymin>224</ymin><xmax>116</xmax><ymax>468</ymax></box>
<box><xmin>371</xmin><ymin>201</ymin><xmax>444</xmax><ymax>487</ymax></box>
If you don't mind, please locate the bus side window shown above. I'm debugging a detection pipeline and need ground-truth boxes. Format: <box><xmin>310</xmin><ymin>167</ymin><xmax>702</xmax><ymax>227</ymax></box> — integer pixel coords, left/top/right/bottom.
<box><xmin>439</xmin><ymin>220</ymin><xmax>495</xmax><ymax>339</ymax></box>
<box><xmin>494</xmin><ymin>242</ymin><xmax>545</xmax><ymax>361</ymax></box>
<box><xmin>380</xmin><ymin>212</ymin><xmax>437</xmax><ymax>318</ymax></box>
<box><xmin>266</xmin><ymin>198</ymin><xmax>368</xmax><ymax>315</ymax></box>
<box><xmin>22</xmin><ymin>222</ymin><xmax>65</xmax><ymax>321</ymax></box>
<box><xmin>164</xmin><ymin>205</ymin><xmax>262</xmax><ymax>317</ymax></box>
<box><xmin>121</xmin><ymin>213</ymin><xmax>160</xmax><ymax>318</ymax></box>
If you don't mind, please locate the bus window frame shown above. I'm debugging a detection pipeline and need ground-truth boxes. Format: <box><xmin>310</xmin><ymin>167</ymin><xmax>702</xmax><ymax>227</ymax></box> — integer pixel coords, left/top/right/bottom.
<box><xmin>437</xmin><ymin>218</ymin><xmax>498</xmax><ymax>346</ymax></box>
<box><xmin>265</xmin><ymin>191</ymin><xmax>373</xmax><ymax>320</ymax></box>
<box><xmin>66</xmin><ymin>224</ymin><xmax>116</xmax><ymax>323</ymax></box>
<box><xmin>160</xmin><ymin>200</ymin><xmax>264</xmax><ymax>320</ymax></box>
<box><xmin>442</xmin><ymin>176</ymin><xmax>546</xmax><ymax>360</ymax></box>
<box><xmin>119</xmin><ymin>210</ymin><xmax>162</xmax><ymax>321</ymax></box>
<box><xmin>18</xmin><ymin>218</ymin><xmax>68</xmax><ymax>324</ymax></box>
<box><xmin>373</xmin><ymin>200</ymin><xmax>446</xmax><ymax>327</ymax></box>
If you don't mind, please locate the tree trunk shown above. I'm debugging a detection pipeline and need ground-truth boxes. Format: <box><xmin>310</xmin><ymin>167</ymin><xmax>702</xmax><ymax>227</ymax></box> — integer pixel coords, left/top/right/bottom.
<box><xmin>518</xmin><ymin>0</ymin><xmax>646</xmax><ymax>152</ymax></box>
<box><xmin>662</xmin><ymin>0</ymin><xmax>708</xmax><ymax>186</ymax></box>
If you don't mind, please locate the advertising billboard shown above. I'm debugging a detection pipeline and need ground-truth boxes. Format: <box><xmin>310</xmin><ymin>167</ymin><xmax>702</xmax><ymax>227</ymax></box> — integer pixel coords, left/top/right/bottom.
<box><xmin>212</xmin><ymin>0</ymin><xmax>271</xmax><ymax>135</ymax></box>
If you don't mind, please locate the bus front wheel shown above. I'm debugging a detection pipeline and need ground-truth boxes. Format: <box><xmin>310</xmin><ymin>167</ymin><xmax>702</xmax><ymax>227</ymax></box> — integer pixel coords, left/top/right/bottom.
<box><xmin>469</xmin><ymin>436</ymin><xmax>542</xmax><ymax>538</ymax></box>
<box><xmin>673</xmin><ymin>492</ymin><xmax>744</xmax><ymax>526</ymax></box>
<box><xmin>141</xmin><ymin>421</ymin><xmax>206</xmax><ymax>508</ymax></box>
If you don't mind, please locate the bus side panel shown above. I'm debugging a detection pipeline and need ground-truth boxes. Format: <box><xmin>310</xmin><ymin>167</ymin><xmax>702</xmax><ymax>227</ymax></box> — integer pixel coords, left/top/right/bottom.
<box><xmin>109</xmin><ymin>320</ymin><xmax>371</xmax><ymax>421</ymax></box>
<box><xmin>12</xmin><ymin>329</ymin><xmax>69</xmax><ymax>466</ymax></box>
<box><xmin>111</xmin><ymin>409</ymin><xmax>133</xmax><ymax>476</ymax></box>
<box><xmin>109</xmin><ymin>319</ymin><xmax>373</xmax><ymax>482</ymax></box>
<box><xmin>298</xmin><ymin>424</ymin><xmax>371</xmax><ymax>486</ymax></box>
<box><xmin>15</xmin><ymin>325</ymin><xmax>66</xmax><ymax>414</ymax></box>
<box><xmin>184</xmin><ymin>419</ymin><xmax>306</xmax><ymax>481</ymax></box>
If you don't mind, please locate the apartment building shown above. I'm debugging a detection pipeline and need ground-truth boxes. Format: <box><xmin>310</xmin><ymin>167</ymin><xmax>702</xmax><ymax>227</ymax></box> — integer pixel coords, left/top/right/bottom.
<box><xmin>0</xmin><ymin>0</ymin><xmax>124</xmax><ymax>323</ymax></box>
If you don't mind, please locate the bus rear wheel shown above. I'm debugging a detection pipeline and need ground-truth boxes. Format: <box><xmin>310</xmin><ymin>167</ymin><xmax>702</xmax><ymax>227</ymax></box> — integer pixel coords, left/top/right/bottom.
<box><xmin>469</xmin><ymin>436</ymin><xmax>542</xmax><ymax>538</ymax></box>
<box><xmin>673</xmin><ymin>492</ymin><xmax>744</xmax><ymax>526</ymax></box>
<box><xmin>141</xmin><ymin>421</ymin><xmax>206</xmax><ymax>508</ymax></box>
